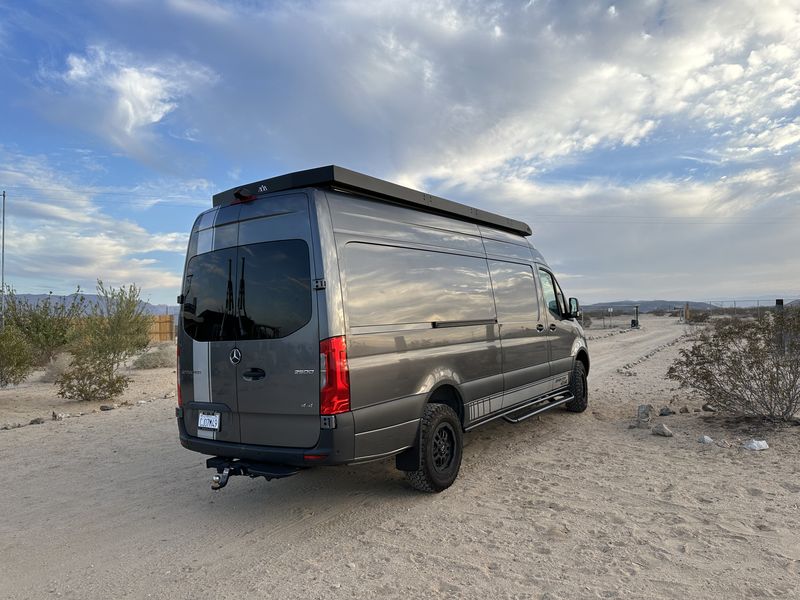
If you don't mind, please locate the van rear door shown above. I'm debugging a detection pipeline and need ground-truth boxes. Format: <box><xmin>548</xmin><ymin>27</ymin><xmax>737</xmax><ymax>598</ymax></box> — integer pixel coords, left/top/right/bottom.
<box><xmin>181</xmin><ymin>193</ymin><xmax>321</xmax><ymax>449</ymax></box>
<box><xmin>234</xmin><ymin>238</ymin><xmax>320</xmax><ymax>448</ymax></box>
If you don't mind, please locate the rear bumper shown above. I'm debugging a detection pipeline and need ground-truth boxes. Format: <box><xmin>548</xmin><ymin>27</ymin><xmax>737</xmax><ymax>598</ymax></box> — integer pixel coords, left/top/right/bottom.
<box><xmin>177</xmin><ymin>409</ymin><xmax>355</xmax><ymax>467</ymax></box>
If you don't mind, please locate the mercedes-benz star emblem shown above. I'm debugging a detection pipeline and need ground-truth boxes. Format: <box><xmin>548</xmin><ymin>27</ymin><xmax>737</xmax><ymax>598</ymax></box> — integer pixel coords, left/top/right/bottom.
<box><xmin>229</xmin><ymin>348</ymin><xmax>242</xmax><ymax>365</ymax></box>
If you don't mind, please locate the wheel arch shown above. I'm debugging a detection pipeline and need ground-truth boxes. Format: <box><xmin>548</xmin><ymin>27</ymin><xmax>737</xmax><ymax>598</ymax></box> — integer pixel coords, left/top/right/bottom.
<box><xmin>427</xmin><ymin>384</ymin><xmax>465</xmax><ymax>428</ymax></box>
<box><xmin>575</xmin><ymin>349</ymin><xmax>590</xmax><ymax>375</ymax></box>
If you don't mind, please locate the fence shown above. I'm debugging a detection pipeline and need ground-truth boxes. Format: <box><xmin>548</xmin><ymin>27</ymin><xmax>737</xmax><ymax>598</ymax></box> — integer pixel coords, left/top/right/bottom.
<box><xmin>582</xmin><ymin>299</ymin><xmax>799</xmax><ymax>329</ymax></box>
<box><xmin>581</xmin><ymin>305</ymin><xmax>642</xmax><ymax>330</ymax></box>
<box><xmin>148</xmin><ymin>315</ymin><xmax>175</xmax><ymax>342</ymax></box>
<box><xmin>689</xmin><ymin>299</ymin><xmax>800</xmax><ymax>322</ymax></box>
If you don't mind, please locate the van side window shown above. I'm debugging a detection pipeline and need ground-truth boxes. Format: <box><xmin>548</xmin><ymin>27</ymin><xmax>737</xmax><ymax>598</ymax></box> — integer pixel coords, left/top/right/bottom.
<box><xmin>489</xmin><ymin>261</ymin><xmax>539</xmax><ymax>322</ymax></box>
<box><xmin>538</xmin><ymin>268</ymin><xmax>565</xmax><ymax>319</ymax></box>
<box><xmin>343</xmin><ymin>243</ymin><xmax>495</xmax><ymax>326</ymax></box>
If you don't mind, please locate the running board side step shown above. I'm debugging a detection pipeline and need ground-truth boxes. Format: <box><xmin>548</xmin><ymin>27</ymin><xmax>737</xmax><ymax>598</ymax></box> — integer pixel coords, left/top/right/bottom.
<box><xmin>465</xmin><ymin>389</ymin><xmax>574</xmax><ymax>431</ymax></box>
<box><xmin>502</xmin><ymin>395</ymin><xmax>573</xmax><ymax>423</ymax></box>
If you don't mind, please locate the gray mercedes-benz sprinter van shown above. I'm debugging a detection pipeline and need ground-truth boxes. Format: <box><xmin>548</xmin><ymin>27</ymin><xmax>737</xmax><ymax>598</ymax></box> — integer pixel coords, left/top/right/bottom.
<box><xmin>176</xmin><ymin>166</ymin><xmax>589</xmax><ymax>492</ymax></box>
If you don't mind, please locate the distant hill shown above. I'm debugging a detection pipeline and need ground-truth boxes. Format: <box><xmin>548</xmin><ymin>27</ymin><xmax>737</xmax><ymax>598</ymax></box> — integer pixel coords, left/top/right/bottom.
<box><xmin>583</xmin><ymin>300</ymin><xmax>716</xmax><ymax>313</ymax></box>
<box><xmin>7</xmin><ymin>293</ymin><xmax>179</xmax><ymax>316</ymax></box>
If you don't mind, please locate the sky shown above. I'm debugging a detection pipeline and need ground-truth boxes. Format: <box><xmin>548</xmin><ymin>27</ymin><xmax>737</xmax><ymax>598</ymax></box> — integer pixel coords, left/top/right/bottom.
<box><xmin>0</xmin><ymin>0</ymin><xmax>798</xmax><ymax>305</ymax></box>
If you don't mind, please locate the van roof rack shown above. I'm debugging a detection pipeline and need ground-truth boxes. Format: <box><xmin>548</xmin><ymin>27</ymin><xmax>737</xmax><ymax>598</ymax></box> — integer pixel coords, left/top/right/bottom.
<box><xmin>212</xmin><ymin>165</ymin><xmax>532</xmax><ymax>237</ymax></box>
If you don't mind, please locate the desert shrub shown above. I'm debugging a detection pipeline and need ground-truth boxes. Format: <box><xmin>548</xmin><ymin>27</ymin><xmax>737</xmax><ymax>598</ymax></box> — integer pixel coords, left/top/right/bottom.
<box><xmin>132</xmin><ymin>344</ymin><xmax>175</xmax><ymax>369</ymax></box>
<box><xmin>57</xmin><ymin>281</ymin><xmax>150</xmax><ymax>402</ymax></box>
<box><xmin>581</xmin><ymin>314</ymin><xmax>593</xmax><ymax>328</ymax></box>
<box><xmin>40</xmin><ymin>352</ymin><xmax>73</xmax><ymax>384</ymax></box>
<box><xmin>0</xmin><ymin>325</ymin><xmax>35</xmax><ymax>387</ymax></box>
<box><xmin>687</xmin><ymin>311</ymin><xmax>710</xmax><ymax>323</ymax></box>
<box><xmin>667</xmin><ymin>309</ymin><xmax>800</xmax><ymax>421</ymax></box>
<box><xmin>5</xmin><ymin>288</ymin><xmax>85</xmax><ymax>366</ymax></box>
<box><xmin>651</xmin><ymin>309</ymin><xmax>666</xmax><ymax>317</ymax></box>
<box><xmin>56</xmin><ymin>354</ymin><xmax>128</xmax><ymax>402</ymax></box>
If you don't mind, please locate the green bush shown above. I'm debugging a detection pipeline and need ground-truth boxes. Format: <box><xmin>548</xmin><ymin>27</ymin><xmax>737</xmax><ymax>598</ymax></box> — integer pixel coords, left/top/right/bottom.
<box><xmin>0</xmin><ymin>325</ymin><xmax>35</xmax><ymax>387</ymax></box>
<box><xmin>667</xmin><ymin>308</ymin><xmax>800</xmax><ymax>421</ymax></box>
<box><xmin>5</xmin><ymin>288</ymin><xmax>85</xmax><ymax>366</ymax></box>
<box><xmin>57</xmin><ymin>281</ymin><xmax>150</xmax><ymax>402</ymax></box>
<box><xmin>132</xmin><ymin>344</ymin><xmax>175</xmax><ymax>369</ymax></box>
<box><xmin>56</xmin><ymin>353</ymin><xmax>128</xmax><ymax>402</ymax></box>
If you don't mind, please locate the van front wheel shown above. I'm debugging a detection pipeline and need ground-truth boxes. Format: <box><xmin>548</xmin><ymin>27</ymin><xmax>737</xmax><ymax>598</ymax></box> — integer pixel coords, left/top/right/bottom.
<box><xmin>565</xmin><ymin>361</ymin><xmax>588</xmax><ymax>413</ymax></box>
<box><xmin>406</xmin><ymin>403</ymin><xmax>463</xmax><ymax>493</ymax></box>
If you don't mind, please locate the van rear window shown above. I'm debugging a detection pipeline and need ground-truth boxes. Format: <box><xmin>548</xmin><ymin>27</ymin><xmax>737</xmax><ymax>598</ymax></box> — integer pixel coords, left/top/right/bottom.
<box><xmin>182</xmin><ymin>240</ymin><xmax>312</xmax><ymax>341</ymax></box>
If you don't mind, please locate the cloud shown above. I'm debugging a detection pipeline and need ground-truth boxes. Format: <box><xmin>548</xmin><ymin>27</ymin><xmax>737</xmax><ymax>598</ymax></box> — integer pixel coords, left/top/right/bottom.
<box><xmin>0</xmin><ymin>148</ymin><xmax>192</xmax><ymax>297</ymax></box>
<box><xmin>40</xmin><ymin>45</ymin><xmax>217</xmax><ymax>162</ymax></box>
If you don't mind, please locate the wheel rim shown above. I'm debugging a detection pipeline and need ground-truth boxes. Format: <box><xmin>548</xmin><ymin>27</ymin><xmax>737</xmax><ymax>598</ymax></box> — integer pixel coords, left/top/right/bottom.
<box><xmin>431</xmin><ymin>422</ymin><xmax>456</xmax><ymax>472</ymax></box>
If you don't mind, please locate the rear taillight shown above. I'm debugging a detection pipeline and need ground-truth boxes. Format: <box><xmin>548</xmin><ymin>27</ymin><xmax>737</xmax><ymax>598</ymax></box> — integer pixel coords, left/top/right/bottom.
<box><xmin>319</xmin><ymin>336</ymin><xmax>350</xmax><ymax>415</ymax></box>
<box><xmin>176</xmin><ymin>344</ymin><xmax>183</xmax><ymax>407</ymax></box>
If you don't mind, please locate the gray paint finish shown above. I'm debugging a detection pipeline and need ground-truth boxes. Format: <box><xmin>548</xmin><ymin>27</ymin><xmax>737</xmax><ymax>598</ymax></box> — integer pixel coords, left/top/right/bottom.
<box><xmin>179</xmin><ymin>172</ymin><xmax>589</xmax><ymax>466</ymax></box>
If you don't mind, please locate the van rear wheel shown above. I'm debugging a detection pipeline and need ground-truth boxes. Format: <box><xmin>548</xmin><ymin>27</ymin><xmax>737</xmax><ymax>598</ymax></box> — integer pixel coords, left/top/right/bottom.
<box><xmin>565</xmin><ymin>361</ymin><xmax>588</xmax><ymax>413</ymax></box>
<box><xmin>406</xmin><ymin>403</ymin><xmax>463</xmax><ymax>493</ymax></box>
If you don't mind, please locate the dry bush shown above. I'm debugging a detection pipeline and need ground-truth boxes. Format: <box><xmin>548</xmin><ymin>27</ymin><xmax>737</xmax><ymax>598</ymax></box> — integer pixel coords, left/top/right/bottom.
<box><xmin>668</xmin><ymin>309</ymin><xmax>800</xmax><ymax>421</ymax></box>
<box><xmin>41</xmin><ymin>353</ymin><xmax>73</xmax><ymax>384</ymax></box>
<box><xmin>0</xmin><ymin>325</ymin><xmax>35</xmax><ymax>387</ymax></box>
<box><xmin>132</xmin><ymin>344</ymin><xmax>175</xmax><ymax>369</ymax></box>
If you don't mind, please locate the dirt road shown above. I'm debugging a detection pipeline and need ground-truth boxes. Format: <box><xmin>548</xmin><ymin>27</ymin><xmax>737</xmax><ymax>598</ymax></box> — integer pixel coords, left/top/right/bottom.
<box><xmin>2</xmin><ymin>316</ymin><xmax>798</xmax><ymax>599</ymax></box>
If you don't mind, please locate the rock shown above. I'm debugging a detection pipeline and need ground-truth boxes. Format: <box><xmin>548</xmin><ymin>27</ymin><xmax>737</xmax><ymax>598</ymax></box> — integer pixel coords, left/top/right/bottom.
<box><xmin>163</xmin><ymin>390</ymin><xmax>176</xmax><ymax>399</ymax></box>
<box><xmin>698</xmin><ymin>435</ymin><xmax>714</xmax><ymax>444</ymax></box>
<box><xmin>651</xmin><ymin>423</ymin><xmax>674</xmax><ymax>437</ymax></box>
<box><xmin>743</xmin><ymin>439</ymin><xmax>769</xmax><ymax>451</ymax></box>
<box><xmin>679</xmin><ymin>406</ymin><xmax>690</xmax><ymax>414</ymax></box>
<box><xmin>701</xmin><ymin>403</ymin><xmax>717</xmax><ymax>412</ymax></box>
<box><xmin>99</xmin><ymin>405</ymin><xmax>115</xmax><ymax>411</ymax></box>
<box><xmin>137</xmin><ymin>400</ymin><xmax>147</xmax><ymax>405</ymax></box>
<box><xmin>693</xmin><ymin>408</ymin><xmax>701</xmax><ymax>412</ymax></box>
<box><xmin>659</xmin><ymin>406</ymin><xmax>675</xmax><ymax>416</ymax></box>
<box><xmin>51</xmin><ymin>412</ymin><xmax>65</xmax><ymax>421</ymax></box>
<box><xmin>29</xmin><ymin>417</ymin><xmax>46</xmax><ymax>425</ymax></box>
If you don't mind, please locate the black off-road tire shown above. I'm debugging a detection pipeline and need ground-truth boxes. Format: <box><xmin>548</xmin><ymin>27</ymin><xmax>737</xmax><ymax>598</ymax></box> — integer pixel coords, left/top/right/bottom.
<box><xmin>565</xmin><ymin>361</ymin><xmax>588</xmax><ymax>413</ymax></box>
<box><xmin>406</xmin><ymin>403</ymin><xmax>463</xmax><ymax>493</ymax></box>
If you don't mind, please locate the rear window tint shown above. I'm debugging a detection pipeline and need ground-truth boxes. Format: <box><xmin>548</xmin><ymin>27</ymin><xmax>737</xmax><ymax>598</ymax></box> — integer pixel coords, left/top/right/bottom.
<box><xmin>182</xmin><ymin>240</ymin><xmax>311</xmax><ymax>341</ymax></box>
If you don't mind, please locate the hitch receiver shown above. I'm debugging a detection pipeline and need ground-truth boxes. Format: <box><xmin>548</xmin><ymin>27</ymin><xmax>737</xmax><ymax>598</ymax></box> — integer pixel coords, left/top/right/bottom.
<box><xmin>206</xmin><ymin>457</ymin><xmax>301</xmax><ymax>490</ymax></box>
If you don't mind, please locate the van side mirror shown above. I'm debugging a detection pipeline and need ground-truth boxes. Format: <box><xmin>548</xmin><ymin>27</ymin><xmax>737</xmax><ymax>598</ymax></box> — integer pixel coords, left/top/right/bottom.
<box><xmin>568</xmin><ymin>297</ymin><xmax>581</xmax><ymax>319</ymax></box>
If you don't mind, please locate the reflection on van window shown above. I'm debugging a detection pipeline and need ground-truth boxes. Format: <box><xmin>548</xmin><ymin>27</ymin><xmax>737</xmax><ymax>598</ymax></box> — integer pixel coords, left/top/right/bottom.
<box><xmin>182</xmin><ymin>240</ymin><xmax>311</xmax><ymax>341</ymax></box>
<box><xmin>538</xmin><ymin>268</ymin><xmax>562</xmax><ymax>319</ymax></box>
<box><xmin>489</xmin><ymin>261</ymin><xmax>539</xmax><ymax>322</ymax></box>
<box><xmin>344</xmin><ymin>243</ymin><xmax>495</xmax><ymax>326</ymax></box>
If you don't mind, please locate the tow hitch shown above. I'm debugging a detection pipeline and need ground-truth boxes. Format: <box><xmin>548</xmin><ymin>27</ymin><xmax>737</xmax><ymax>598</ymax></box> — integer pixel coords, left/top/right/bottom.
<box><xmin>207</xmin><ymin>457</ymin><xmax>301</xmax><ymax>490</ymax></box>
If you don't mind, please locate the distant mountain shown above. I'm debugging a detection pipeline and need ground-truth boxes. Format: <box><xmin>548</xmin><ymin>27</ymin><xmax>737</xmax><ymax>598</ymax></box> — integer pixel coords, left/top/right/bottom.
<box><xmin>583</xmin><ymin>300</ymin><xmax>716</xmax><ymax>313</ymax></box>
<box><xmin>6</xmin><ymin>293</ymin><xmax>179</xmax><ymax>316</ymax></box>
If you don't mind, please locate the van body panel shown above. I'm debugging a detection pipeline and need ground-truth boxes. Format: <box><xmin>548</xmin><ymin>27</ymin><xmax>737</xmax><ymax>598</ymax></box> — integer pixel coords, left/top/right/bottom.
<box><xmin>353</xmin><ymin>419</ymin><xmax>420</xmax><ymax>460</ymax></box>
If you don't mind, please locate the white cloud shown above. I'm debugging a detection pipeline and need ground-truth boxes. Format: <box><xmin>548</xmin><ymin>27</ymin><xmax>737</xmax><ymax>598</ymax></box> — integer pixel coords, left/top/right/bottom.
<box><xmin>0</xmin><ymin>148</ymin><xmax>191</xmax><ymax>297</ymax></box>
<box><xmin>42</xmin><ymin>46</ymin><xmax>217</xmax><ymax>160</ymax></box>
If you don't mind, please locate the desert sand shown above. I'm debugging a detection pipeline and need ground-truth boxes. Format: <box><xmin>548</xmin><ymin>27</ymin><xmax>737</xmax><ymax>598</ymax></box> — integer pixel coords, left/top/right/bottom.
<box><xmin>1</xmin><ymin>314</ymin><xmax>798</xmax><ymax>599</ymax></box>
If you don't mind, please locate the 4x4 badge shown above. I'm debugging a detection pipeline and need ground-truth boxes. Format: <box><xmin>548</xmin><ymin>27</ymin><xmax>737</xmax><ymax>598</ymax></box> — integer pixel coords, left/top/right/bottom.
<box><xmin>229</xmin><ymin>348</ymin><xmax>241</xmax><ymax>365</ymax></box>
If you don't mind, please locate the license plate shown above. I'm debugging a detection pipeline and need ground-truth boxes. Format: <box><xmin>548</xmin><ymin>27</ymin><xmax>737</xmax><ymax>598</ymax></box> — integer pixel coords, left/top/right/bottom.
<box><xmin>198</xmin><ymin>411</ymin><xmax>220</xmax><ymax>431</ymax></box>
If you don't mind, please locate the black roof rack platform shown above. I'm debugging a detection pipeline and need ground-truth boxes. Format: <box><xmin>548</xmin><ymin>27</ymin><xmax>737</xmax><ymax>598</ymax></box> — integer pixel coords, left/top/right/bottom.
<box><xmin>212</xmin><ymin>165</ymin><xmax>532</xmax><ymax>237</ymax></box>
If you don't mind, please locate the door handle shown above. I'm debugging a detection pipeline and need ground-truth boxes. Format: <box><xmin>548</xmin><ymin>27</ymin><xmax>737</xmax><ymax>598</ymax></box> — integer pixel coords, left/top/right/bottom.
<box><xmin>536</xmin><ymin>324</ymin><xmax>545</xmax><ymax>332</ymax></box>
<box><xmin>549</xmin><ymin>323</ymin><xmax>557</xmax><ymax>331</ymax></box>
<box><xmin>242</xmin><ymin>368</ymin><xmax>266</xmax><ymax>382</ymax></box>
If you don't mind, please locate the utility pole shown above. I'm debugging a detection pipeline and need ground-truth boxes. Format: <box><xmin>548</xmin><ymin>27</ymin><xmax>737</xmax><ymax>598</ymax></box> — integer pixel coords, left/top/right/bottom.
<box><xmin>1</xmin><ymin>190</ymin><xmax>5</xmax><ymax>331</ymax></box>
